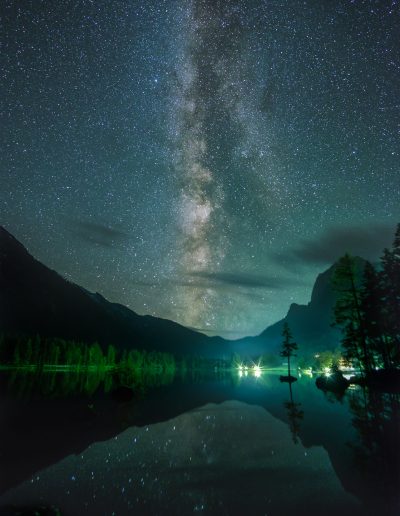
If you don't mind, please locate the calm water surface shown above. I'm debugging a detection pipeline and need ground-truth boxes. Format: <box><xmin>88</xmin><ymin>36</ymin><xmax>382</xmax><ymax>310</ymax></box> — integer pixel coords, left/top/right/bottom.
<box><xmin>0</xmin><ymin>370</ymin><xmax>399</xmax><ymax>515</ymax></box>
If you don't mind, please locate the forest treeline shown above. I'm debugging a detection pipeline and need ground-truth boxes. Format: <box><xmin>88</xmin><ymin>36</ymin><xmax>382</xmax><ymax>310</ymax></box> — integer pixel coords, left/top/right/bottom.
<box><xmin>2</xmin><ymin>224</ymin><xmax>398</xmax><ymax>379</ymax></box>
<box><xmin>333</xmin><ymin>223</ymin><xmax>400</xmax><ymax>373</ymax></box>
<box><xmin>0</xmin><ymin>334</ymin><xmax>228</xmax><ymax>374</ymax></box>
<box><xmin>0</xmin><ymin>333</ymin><xmax>287</xmax><ymax>375</ymax></box>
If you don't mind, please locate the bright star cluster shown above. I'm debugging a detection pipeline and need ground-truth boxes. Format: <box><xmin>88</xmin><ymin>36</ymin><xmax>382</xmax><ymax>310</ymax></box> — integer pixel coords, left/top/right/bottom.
<box><xmin>1</xmin><ymin>0</ymin><xmax>399</xmax><ymax>337</ymax></box>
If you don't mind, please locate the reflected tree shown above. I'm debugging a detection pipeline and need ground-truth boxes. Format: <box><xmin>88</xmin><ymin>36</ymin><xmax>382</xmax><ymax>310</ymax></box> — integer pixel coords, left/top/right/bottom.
<box><xmin>283</xmin><ymin>381</ymin><xmax>304</xmax><ymax>444</ymax></box>
<box><xmin>347</xmin><ymin>387</ymin><xmax>400</xmax><ymax>513</ymax></box>
<box><xmin>6</xmin><ymin>367</ymin><xmax>176</xmax><ymax>400</ymax></box>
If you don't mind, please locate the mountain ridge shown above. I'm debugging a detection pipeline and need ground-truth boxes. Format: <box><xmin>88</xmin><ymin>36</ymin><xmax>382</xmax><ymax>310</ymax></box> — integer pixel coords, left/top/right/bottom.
<box><xmin>0</xmin><ymin>226</ymin><xmax>349</xmax><ymax>358</ymax></box>
<box><xmin>0</xmin><ymin>226</ymin><xmax>229</xmax><ymax>357</ymax></box>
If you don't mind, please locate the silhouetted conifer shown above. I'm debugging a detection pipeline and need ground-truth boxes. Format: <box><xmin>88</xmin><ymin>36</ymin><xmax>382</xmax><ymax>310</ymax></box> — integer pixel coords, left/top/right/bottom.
<box><xmin>380</xmin><ymin>224</ymin><xmax>400</xmax><ymax>363</ymax></box>
<box><xmin>280</xmin><ymin>322</ymin><xmax>298</xmax><ymax>377</ymax></box>
<box><xmin>333</xmin><ymin>254</ymin><xmax>372</xmax><ymax>373</ymax></box>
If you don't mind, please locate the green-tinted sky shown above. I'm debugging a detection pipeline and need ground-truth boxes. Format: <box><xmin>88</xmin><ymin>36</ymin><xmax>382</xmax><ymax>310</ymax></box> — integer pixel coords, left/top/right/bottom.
<box><xmin>1</xmin><ymin>0</ymin><xmax>399</xmax><ymax>337</ymax></box>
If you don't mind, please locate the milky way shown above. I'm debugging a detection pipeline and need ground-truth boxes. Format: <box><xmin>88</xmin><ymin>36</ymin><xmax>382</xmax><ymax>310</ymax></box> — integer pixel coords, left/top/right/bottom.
<box><xmin>171</xmin><ymin>0</ymin><xmax>284</xmax><ymax>330</ymax></box>
<box><xmin>173</xmin><ymin>1</ymin><xmax>237</xmax><ymax>328</ymax></box>
<box><xmin>1</xmin><ymin>0</ymin><xmax>399</xmax><ymax>337</ymax></box>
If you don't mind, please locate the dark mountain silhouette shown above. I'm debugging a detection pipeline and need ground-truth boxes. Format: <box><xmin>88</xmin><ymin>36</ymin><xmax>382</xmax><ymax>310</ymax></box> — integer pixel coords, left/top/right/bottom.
<box><xmin>0</xmin><ymin>226</ymin><xmax>228</xmax><ymax>358</ymax></box>
<box><xmin>0</xmin><ymin>226</ymin><xmax>362</xmax><ymax>359</ymax></box>
<box><xmin>231</xmin><ymin>257</ymin><xmax>367</xmax><ymax>357</ymax></box>
<box><xmin>257</xmin><ymin>264</ymin><xmax>341</xmax><ymax>351</ymax></box>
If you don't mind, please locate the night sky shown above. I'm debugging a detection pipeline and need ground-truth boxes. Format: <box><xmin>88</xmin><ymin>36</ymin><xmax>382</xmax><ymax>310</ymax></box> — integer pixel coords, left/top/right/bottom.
<box><xmin>1</xmin><ymin>0</ymin><xmax>399</xmax><ymax>338</ymax></box>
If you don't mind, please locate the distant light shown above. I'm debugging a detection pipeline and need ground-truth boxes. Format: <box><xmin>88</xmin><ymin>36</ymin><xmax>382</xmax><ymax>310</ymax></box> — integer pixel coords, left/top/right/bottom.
<box><xmin>253</xmin><ymin>365</ymin><xmax>262</xmax><ymax>378</ymax></box>
<box><xmin>324</xmin><ymin>367</ymin><xmax>331</xmax><ymax>377</ymax></box>
<box><xmin>238</xmin><ymin>370</ymin><xmax>243</xmax><ymax>378</ymax></box>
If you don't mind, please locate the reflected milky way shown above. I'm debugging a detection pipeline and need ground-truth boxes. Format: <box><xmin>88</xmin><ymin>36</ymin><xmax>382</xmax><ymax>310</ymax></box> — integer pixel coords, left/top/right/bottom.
<box><xmin>0</xmin><ymin>401</ymin><xmax>360</xmax><ymax>515</ymax></box>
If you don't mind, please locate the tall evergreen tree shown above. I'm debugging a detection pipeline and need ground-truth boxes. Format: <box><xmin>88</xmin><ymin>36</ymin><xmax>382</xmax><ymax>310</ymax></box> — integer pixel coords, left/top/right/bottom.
<box><xmin>88</xmin><ymin>342</ymin><xmax>103</xmax><ymax>368</ymax></box>
<box><xmin>24</xmin><ymin>338</ymin><xmax>33</xmax><ymax>366</ymax></box>
<box><xmin>106</xmin><ymin>344</ymin><xmax>117</xmax><ymax>369</ymax></box>
<box><xmin>380</xmin><ymin>223</ymin><xmax>400</xmax><ymax>364</ymax></box>
<box><xmin>332</xmin><ymin>254</ymin><xmax>372</xmax><ymax>373</ymax></box>
<box><xmin>280</xmin><ymin>322</ymin><xmax>298</xmax><ymax>378</ymax></box>
<box><xmin>361</xmin><ymin>262</ymin><xmax>392</xmax><ymax>369</ymax></box>
<box><xmin>13</xmin><ymin>342</ymin><xmax>21</xmax><ymax>367</ymax></box>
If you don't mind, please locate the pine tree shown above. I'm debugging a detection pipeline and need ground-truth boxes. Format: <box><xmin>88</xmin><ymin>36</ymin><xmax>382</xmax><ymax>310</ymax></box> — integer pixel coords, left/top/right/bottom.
<box><xmin>280</xmin><ymin>322</ymin><xmax>298</xmax><ymax>377</ymax></box>
<box><xmin>13</xmin><ymin>341</ymin><xmax>21</xmax><ymax>367</ymax></box>
<box><xmin>380</xmin><ymin>224</ymin><xmax>400</xmax><ymax>364</ymax></box>
<box><xmin>333</xmin><ymin>254</ymin><xmax>372</xmax><ymax>373</ymax></box>
<box><xmin>361</xmin><ymin>262</ymin><xmax>392</xmax><ymax>369</ymax></box>
<box><xmin>88</xmin><ymin>342</ymin><xmax>103</xmax><ymax>369</ymax></box>
<box><xmin>24</xmin><ymin>338</ymin><xmax>33</xmax><ymax>366</ymax></box>
<box><xmin>106</xmin><ymin>344</ymin><xmax>117</xmax><ymax>369</ymax></box>
<box><xmin>34</xmin><ymin>337</ymin><xmax>44</xmax><ymax>367</ymax></box>
<box><xmin>120</xmin><ymin>349</ymin><xmax>128</xmax><ymax>369</ymax></box>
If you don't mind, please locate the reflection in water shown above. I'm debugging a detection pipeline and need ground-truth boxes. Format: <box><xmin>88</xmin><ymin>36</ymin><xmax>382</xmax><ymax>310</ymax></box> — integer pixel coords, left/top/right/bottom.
<box><xmin>347</xmin><ymin>388</ymin><xmax>400</xmax><ymax>514</ymax></box>
<box><xmin>5</xmin><ymin>368</ymin><xmax>177</xmax><ymax>399</ymax></box>
<box><xmin>1</xmin><ymin>371</ymin><xmax>399</xmax><ymax>514</ymax></box>
<box><xmin>0</xmin><ymin>401</ymin><xmax>360</xmax><ymax>516</ymax></box>
<box><xmin>284</xmin><ymin>381</ymin><xmax>304</xmax><ymax>444</ymax></box>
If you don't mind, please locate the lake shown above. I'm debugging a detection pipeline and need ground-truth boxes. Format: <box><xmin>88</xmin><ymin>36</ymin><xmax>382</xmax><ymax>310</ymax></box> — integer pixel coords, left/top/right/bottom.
<box><xmin>0</xmin><ymin>369</ymin><xmax>399</xmax><ymax>515</ymax></box>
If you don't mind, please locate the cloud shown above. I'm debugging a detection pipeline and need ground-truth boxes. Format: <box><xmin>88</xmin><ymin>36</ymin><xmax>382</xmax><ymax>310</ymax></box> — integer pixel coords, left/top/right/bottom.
<box><xmin>66</xmin><ymin>219</ymin><xmax>128</xmax><ymax>248</ymax></box>
<box><xmin>132</xmin><ymin>271</ymin><xmax>305</xmax><ymax>291</ymax></box>
<box><xmin>187</xmin><ymin>326</ymin><xmax>250</xmax><ymax>338</ymax></box>
<box><xmin>282</xmin><ymin>223</ymin><xmax>395</xmax><ymax>266</ymax></box>
<box><xmin>189</xmin><ymin>270</ymin><xmax>299</xmax><ymax>289</ymax></box>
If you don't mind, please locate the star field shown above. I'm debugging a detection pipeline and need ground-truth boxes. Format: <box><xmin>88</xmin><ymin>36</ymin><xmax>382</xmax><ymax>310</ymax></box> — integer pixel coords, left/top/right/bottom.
<box><xmin>1</xmin><ymin>0</ymin><xmax>399</xmax><ymax>337</ymax></box>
